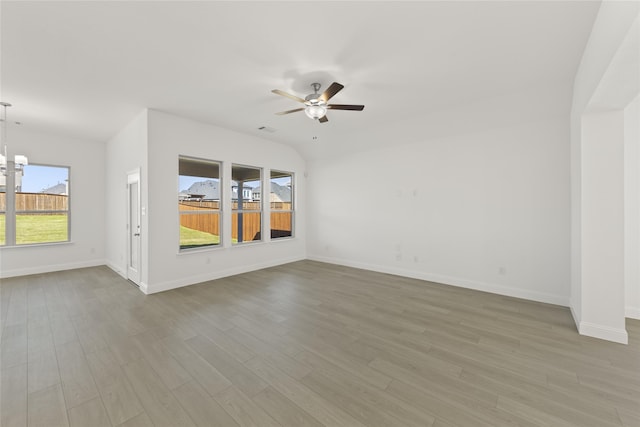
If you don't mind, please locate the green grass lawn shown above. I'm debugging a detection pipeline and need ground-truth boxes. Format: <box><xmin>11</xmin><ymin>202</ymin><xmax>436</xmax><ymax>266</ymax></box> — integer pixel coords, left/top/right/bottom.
<box><xmin>180</xmin><ymin>225</ymin><xmax>220</xmax><ymax>249</ymax></box>
<box><xmin>0</xmin><ymin>214</ymin><xmax>69</xmax><ymax>245</ymax></box>
<box><xmin>0</xmin><ymin>217</ymin><xmax>224</xmax><ymax>248</ymax></box>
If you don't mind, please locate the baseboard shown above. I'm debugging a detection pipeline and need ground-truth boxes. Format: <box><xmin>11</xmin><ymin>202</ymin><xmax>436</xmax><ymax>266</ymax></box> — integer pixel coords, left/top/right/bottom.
<box><xmin>626</xmin><ymin>306</ymin><xmax>640</xmax><ymax>320</ymax></box>
<box><xmin>307</xmin><ymin>254</ymin><xmax>570</xmax><ymax>307</ymax></box>
<box><xmin>0</xmin><ymin>259</ymin><xmax>106</xmax><ymax>279</ymax></box>
<box><xmin>569</xmin><ymin>300</ymin><xmax>581</xmax><ymax>332</ymax></box>
<box><xmin>579</xmin><ymin>321</ymin><xmax>628</xmax><ymax>344</ymax></box>
<box><xmin>139</xmin><ymin>281</ymin><xmax>150</xmax><ymax>294</ymax></box>
<box><xmin>143</xmin><ymin>255</ymin><xmax>306</xmax><ymax>294</ymax></box>
<box><xmin>105</xmin><ymin>261</ymin><xmax>127</xmax><ymax>280</ymax></box>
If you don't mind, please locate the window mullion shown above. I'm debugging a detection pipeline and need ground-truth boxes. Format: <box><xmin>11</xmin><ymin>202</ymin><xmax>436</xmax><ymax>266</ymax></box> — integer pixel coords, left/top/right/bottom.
<box><xmin>5</xmin><ymin>161</ymin><xmax>16</xmax><ymax>246</ymax></box>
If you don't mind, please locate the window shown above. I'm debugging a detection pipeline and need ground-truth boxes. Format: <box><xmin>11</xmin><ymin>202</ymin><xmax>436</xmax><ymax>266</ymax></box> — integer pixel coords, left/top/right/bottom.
<box><xmin>1</xmin><ymin>163</ymin><xmax>70</xmax><ymax>246</ymax></box>
<box><xmin>178</xmin><ymin>156</ymin><xmax>221</xmax><ymax>250</ymax></box>
<box><xmin>270</xmin><ymin>170</ymin><xmax>294</xmax><ymax>239</ymax></box>
<box><xmin>232</xmin><ymin>164</ymin><xmax>261</xmax><ymax>244</ymax></box>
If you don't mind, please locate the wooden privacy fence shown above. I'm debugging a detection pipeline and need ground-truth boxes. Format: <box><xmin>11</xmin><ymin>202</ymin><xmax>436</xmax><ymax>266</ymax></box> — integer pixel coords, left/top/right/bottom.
<box><xmin>0</xmin><ymin>193</ymin><xmax>68</xmax><ymax>212</ymax></box>
<box><xmin>179</xmin><ymin>204</ymin><xmax>220</xmax><ymax>237</ymax></box>
<box><xmin>231</xmin><ymin>212</ymin><xmax>262</xmax><ymax>242</ymax></box>
<box><xmin>179</xmin><ymin>201</ymin><xmax>292</xmax><ymax>241</ymax></box>
<box><xmin>180</xmin><ymin>200</ymin><xmax>221</xmax><ymax>209</ymax></box>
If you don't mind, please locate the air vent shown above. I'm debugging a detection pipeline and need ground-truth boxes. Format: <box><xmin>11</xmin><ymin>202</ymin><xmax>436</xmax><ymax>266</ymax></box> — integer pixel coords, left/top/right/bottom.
<box><xmin>258</xmin><ymin>126</ymin><xmax>277</xmax><ymax>133</ymax></box>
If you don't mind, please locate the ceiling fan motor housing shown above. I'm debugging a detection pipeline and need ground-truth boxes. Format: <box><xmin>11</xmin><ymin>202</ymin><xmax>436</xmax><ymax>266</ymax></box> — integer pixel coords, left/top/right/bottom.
<box><xmin>272</xmin><ymin>81</ymin><xmax>364</xmax><ymax>123</ymax></box>
<box><xmin>305</xmin><ymin>83</ymin><xmax>324</xmax><ymax>104</ymax></box>
<box><xmin>305</xmin><ymin>94</ymin><xmax>324</xmax><ymax>104</ymax></box>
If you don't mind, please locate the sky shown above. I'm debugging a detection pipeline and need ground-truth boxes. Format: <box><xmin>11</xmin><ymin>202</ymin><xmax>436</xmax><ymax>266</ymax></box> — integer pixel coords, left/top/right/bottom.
<box><xmin>20</xmin><ymin>164</ymin><xmax>69</xmax><ymax>193</ymax></box>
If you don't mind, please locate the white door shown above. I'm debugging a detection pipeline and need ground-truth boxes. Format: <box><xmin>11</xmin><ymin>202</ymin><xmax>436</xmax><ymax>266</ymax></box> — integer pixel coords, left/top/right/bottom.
<box><xmin>127</xmin><ymin>171</ymin><xmax>141</xmax><ymax>286</ymax></box>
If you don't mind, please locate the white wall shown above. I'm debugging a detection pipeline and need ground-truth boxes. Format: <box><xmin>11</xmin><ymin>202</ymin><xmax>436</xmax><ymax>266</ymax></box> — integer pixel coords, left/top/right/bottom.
<box><xmin>570</xmin><ymin>1</ymin><xmax>639</xmax><ymax>343</ymax></box>
<box><xmin>580</xmin><ymin>111</ymin><xmax>626</xmax><ymax>342</ymax></box>
<box><xmin>0</xmin><ymin>128</ymin><xmax>106</xmax><ymax>277</ymax></box>
<box><xmin>308</xmin><ymin>116</ymin><xmax>570</xmax><ymax>305</ymax></box>
<box><xmin>143</xmin><ymin>110</ymin><xmax>306</xmax><ymax>294</ymax></box>
<box><xmin>625</xmin><ymin>95</ymin><xmax>640</xmax><ymax>319</ymax></box>
<box><xmin>105</xmin><ymin>110</ymin><xmax>148</xmax><ymax>281</ymax></box>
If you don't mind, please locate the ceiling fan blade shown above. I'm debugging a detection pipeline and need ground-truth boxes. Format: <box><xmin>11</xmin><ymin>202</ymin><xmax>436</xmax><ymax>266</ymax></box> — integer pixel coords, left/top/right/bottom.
<box><xmin>275</xmin><ymin>107</ymin><xmax>304</xmax><ymax>115</ymax></box>
<box><xmin>319</xmin><ymin>82</ymin><xmax>344</xmax><ymax>103</ymax></box>
<box><xmin>319</xmin><ymin>115</ymin><xmax>329</xmax><ymax>123</ymax></box>
<box><xmin>327</xmin><ymin>104</ymin><xmax>365</xmax><ymax>111</ymax></box>
<box><xmin>272</xmin><ymin>89</ymin><xmax>306</xmax><ymax>104</ymax></box>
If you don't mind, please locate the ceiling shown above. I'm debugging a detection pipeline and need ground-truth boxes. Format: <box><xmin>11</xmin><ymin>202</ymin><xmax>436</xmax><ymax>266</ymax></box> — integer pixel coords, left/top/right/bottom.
<box><xmin>1</xmin><ymin>1</ymin><xmax>601</xmax><ymax>159</ymax></box>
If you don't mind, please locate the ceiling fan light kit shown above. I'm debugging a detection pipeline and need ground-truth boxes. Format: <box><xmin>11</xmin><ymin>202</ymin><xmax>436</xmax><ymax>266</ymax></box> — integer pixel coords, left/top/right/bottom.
<box><xmin>304</xmin><ymin>104</ymin><xmax>327</xmax><ymax>120</ymax></box>
<box><xmin>272</xmin><ymin>82</ymin><xmax>364</xmax><ymax>123</ymax></box>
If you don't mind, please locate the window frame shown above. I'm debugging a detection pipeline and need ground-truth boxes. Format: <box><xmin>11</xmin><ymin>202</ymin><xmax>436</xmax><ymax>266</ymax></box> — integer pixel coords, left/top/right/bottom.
<box><xmin>269</xmin><ymin>169</ymin><xmax>294</xmax><ymax>240</ymax></box>
<box><xmin>178</xmin><ymin>155</ymin><xmax>223</xmax><ymax>252</ymax></box>
<box><xmin>1</xmin><ymin>161</ymin><xmax>71</xmax><ymax>247</ymax></box>
<box><xmin>231</xmin><ymin>163</ymin><xmax>262</xmax><ymax>245</ymax></box>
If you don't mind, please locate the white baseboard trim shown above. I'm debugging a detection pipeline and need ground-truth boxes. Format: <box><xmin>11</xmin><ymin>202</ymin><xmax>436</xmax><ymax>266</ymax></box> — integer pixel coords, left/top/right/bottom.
<box><xmin>626</xmin><ymin>306</ymin><xmax>640</xmax><ymax>320</ymax></box>
<box><xmin>579</xmin><ymin>321</ymin><xmax>628</xmax><ymax>344</ymax></box>
<box><xmin>0</xmin><ymin>259</ymin><xmax>106</xmax><ymax>279</ymax></box>
<box><xmin>569</xmin><ymin>300</ymin><xmax>581</xmax><ymax>332</ymax></box>
<box><xmin>307</xmin><ymin>255</ymin><xmax>570</xmax><ymax>307</ymax></box>
<box><xmin>142</xmin><ymin>255</ymin><xmax>306</xmax><ymax>294</ymax></box>
<box><xmin>139</xmin><ymin>282</ymin><xmax>150</xmax><ymax>294</ymax></box>
<box><xmin>105</xmin><ymin>261</ymin><xmax>127</xmax><ymax>280</ymax></box>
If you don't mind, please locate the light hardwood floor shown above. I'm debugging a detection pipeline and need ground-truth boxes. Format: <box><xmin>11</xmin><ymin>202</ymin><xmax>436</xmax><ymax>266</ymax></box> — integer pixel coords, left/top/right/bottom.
<box><xmin>1</xmin><ymin>260</ymin><xmax>639</xmax><ymax>427</ymax></box>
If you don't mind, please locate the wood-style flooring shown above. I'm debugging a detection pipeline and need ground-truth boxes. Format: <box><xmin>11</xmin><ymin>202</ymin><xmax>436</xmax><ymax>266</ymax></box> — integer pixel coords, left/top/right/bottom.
<box><xmin>1</xmin><ymin>260</ymin><xmax>639</xmax><ymax>426</ymax></box>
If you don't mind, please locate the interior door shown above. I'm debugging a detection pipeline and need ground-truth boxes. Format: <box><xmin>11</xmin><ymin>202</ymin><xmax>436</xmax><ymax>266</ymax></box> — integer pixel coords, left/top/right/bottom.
<box><xmin>127</xmin><ymin>171</ymin><xmax>141</xmax><ymax>286</ymax></box>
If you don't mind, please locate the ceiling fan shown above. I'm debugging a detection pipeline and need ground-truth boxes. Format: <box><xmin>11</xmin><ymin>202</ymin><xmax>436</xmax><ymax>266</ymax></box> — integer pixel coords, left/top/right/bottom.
<box><xmin>272</xmin><ymin>82</ymin><xmax>364</xmax><ymax>123</ymax></box>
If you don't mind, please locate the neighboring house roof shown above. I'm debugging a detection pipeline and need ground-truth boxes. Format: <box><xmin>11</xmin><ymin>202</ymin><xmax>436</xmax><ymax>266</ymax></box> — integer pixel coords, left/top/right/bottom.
<box><xmin>181</xmin><ymin>179</ymin><xmax>257</xmax><ymax>200</ymax></box>
<box><xmin>41</xmin><ymin>183</ymin><xmax>67</xmax><ymax>195</ymax></box>
<box><xmin>184</xmin><ymin>179</ymin><xmax>220</xmax><ymax>200</ymax></box>
<box><xmin>252</xmin><ymin>182</ymin><xmax>291</xmax><ymax>202</ymax></box>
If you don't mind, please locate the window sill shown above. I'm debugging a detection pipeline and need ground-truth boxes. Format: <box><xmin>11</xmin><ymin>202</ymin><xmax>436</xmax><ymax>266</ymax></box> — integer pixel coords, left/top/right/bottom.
<box><xmin>177</xmin><ymin>244</ymin><xmax>224</xmax><ymax>256</ymax></box>
<box><xmin>232</xmin><ymin>236</ymin><xmax>297</xmax><ymax>246</ymax></box>
<box><xmin>0</xmin><ymin>241</ymin><xmax>74</xmax><ymax>249</ymax></box>
<box><xmin>269</xmin><ymin>236</ymin><xmax>296</xmax><ymax>243</ymax></box>
<box><xmin>231</xmin><ymin>240</ymin><xmax>265</xmax><ymax>248</ymax></box>
<box><xmin>176</xmin><ymin>236</ymin><xmax>297</xmax><ymax>255</ymax></box>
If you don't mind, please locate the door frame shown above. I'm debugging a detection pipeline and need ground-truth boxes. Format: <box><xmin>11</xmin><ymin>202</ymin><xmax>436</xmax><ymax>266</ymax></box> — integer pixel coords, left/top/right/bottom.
<box><xmin>126</xmin><ymin>169</ymin><xmax>141</xmax><ymax>286</ymax></box>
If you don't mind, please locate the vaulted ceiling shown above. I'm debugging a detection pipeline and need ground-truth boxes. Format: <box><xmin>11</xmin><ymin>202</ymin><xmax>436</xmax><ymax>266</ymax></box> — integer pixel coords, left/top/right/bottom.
<box><xmin>1</xmin><ymin>1</ymin><xmax>600</xmax><ymax>159</ymax></box>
